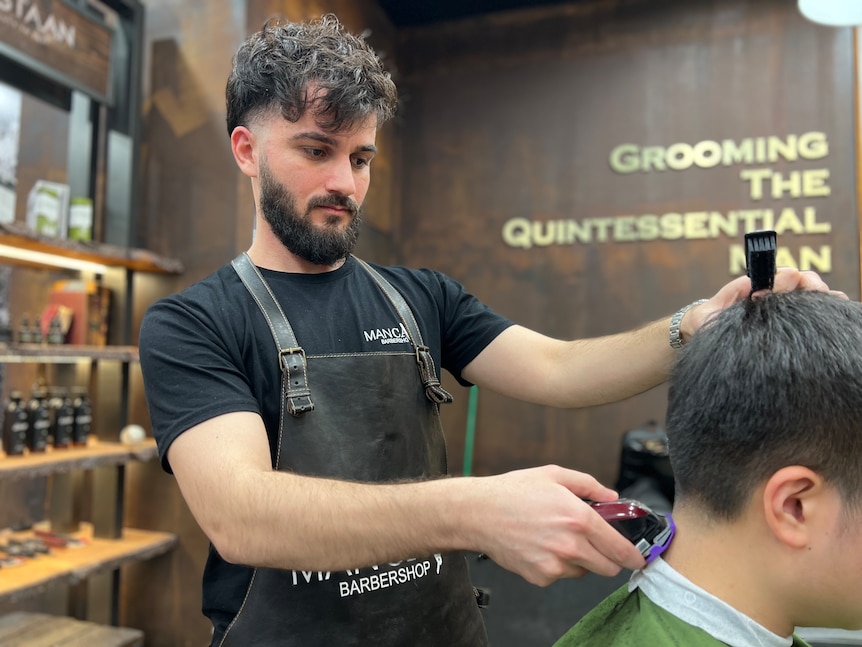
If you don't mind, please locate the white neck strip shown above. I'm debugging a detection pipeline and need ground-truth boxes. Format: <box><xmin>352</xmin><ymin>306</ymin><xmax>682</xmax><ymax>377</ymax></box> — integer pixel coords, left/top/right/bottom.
<box><xmin>629</xmin><ymin>557</ymin><xmax>792</xmax><ymax>647</ymax></box>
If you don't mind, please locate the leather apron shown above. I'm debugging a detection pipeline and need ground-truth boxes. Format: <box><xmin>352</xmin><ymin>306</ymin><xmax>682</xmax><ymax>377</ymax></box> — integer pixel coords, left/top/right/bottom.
<box><xmin>219</xmin><ymin>254</ymin><xmax>489</xmax><ymax>647</ymax></box>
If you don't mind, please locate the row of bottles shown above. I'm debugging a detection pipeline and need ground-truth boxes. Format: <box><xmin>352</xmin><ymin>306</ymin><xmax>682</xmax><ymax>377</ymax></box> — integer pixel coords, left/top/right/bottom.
<box><xmin>2</xmin><ymin>387</ymin><xmax>91</xmax><ymax>456</ymax></box>
<box><xmin>16</xmin><ymin>313</ymin><xmax>65</xmax><ymax>345</ymax></box>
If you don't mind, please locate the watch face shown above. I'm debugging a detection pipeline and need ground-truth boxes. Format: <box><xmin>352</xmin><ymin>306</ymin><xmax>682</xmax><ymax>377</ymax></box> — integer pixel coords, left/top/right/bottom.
<box><xmin>589</xmin><ymin>498</ymin><xmax>675</xmax><ymax>563</ymax></box>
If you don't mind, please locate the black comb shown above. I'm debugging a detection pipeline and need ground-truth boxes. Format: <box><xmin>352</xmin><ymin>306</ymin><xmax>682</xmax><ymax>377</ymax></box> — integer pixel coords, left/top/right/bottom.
<box><xmin>744</xmin><ymin>230</ymin><xmax>777</xmax><ymax>293</ymax></box>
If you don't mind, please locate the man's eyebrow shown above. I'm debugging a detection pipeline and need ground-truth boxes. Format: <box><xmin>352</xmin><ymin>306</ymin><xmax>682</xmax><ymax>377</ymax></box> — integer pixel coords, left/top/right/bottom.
<box><xmin>292</xmin><ymin>131</ymin><xmax>337</xmax><ymax>146</ymax></box>
<box><xmin>291</xmin><ymin>131</ymin><xmax>377</xmax><ymax>154</ymax></box>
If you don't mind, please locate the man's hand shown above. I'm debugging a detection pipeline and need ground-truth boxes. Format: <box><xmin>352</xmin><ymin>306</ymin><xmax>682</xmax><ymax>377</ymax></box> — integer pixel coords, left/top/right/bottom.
<box><xmin>467</xmin><ymin>465</ymin><xmax>646</xmax><ymax>587</ymax></box>
<box><xmin>682</xmin><ymin>267</ymin><xmax>847</xmax><ymax>340</ymax></box>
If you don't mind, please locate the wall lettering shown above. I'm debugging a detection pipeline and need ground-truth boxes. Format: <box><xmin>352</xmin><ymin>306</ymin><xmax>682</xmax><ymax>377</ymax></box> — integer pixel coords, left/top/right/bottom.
<box><xmin>502</xmin><ymin>131</ymin><xmax>836</xmax><ymax>275</ymax></box>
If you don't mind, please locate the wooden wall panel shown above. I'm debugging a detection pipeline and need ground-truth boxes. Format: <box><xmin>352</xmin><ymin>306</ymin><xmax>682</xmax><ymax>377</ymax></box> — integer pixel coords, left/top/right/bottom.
<box><xmin>139</xmin><ymin>2</ymin><xmax>247</xmax><ymax>287</ymax></box>
<box><xmin>396</xmin><ymin>0</ymin><xmax>858</xmax><ymax>485</ymax></box>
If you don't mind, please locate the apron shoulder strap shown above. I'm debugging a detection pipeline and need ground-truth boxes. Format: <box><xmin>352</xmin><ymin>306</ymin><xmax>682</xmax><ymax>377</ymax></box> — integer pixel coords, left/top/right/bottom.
<box><xmin>354</xmin><ymin>257</ymin><xmax>453</xmax><ymax>405</ymax></box>
<box><xmin>231</xmin><ymin>253</ymin><xmax>314</xmax><ymax>416</ymax></box>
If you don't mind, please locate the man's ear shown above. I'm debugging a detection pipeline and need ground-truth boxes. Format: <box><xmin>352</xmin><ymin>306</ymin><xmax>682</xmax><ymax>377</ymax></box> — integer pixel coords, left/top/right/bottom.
<box><xmin>762</xmin><ymin>465</ymin><xmax>828</xmax><ymax>549</ymax></box>
<box><xmin>230</xmin><ymin>125</ymin><xmax>259</xmax><ymax>178</ymax></box>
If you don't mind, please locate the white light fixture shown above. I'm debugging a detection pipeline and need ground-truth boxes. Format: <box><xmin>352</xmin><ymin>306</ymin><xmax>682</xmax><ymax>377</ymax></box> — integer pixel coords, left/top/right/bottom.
<box><xmin>798</xmin><ymin>0</ymin><xmax>862</xmax><ymax>27</ymax></box>
<box><xmin>0</xmin><ymin>244</ymin><xmax>109</xmax><ymax>273</ymax></box>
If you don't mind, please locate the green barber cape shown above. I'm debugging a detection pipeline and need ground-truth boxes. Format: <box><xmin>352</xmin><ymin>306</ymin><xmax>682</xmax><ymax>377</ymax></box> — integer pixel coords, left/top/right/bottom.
<box><xmin>553</xmin><ymin>584</ymin><xmax>811</xmax><ymax>646</ymax></box>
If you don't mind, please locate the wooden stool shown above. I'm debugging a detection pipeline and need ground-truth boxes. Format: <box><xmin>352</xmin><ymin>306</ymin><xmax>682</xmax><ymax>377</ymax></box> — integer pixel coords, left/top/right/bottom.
<box><xmin>0</xmin><ymin>611</ymin><xmax>143</xmax><ymax>647</ymax></box>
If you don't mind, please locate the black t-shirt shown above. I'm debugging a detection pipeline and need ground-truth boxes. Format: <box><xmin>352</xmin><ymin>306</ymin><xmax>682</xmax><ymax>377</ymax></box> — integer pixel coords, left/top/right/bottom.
<box><xmin>140</xmin><ymin>255</ymin><xmax>513</xmax><ymax>473</ymax></box>
<box><xmin>138</xmin><ymin>255</ymin><xmax>513</xmax><ymax>637</ymax></box>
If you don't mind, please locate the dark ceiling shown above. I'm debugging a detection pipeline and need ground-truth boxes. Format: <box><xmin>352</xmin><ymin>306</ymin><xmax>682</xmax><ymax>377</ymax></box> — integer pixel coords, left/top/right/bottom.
<box><xmin>377</xmin><ymin>0</ymin><xmax>577</xmax><ymax>27</ymax></box>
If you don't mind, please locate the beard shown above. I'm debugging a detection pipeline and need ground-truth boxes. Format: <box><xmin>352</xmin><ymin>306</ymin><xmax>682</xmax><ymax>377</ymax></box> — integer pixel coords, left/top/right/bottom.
<box><xmin>259</xmin><ymin>161</ymin><xmax>362</xmax><ymax>266</ymax></box>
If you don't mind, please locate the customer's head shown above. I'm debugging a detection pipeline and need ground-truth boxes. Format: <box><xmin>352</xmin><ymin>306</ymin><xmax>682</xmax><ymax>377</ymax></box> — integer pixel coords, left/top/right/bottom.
<box><xmin>666</xmin><ymin>290</ymin><xmax>862</xmax><ymax>629</ymax></box>
<box><xmin>225</xmin><ymin>14</ymin><xmax>398</xmax><ymax>137</ymax></box>
<box><xmin>668</xmin><ymin>290</ymin><xmax>862</xmax><ymax>520</ymax></box>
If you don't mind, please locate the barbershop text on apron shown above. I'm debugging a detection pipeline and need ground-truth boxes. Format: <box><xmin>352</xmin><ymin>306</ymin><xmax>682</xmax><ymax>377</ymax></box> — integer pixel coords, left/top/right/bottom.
<box><xmin>217</xmin><ymin>254</ymin><xmax>489</xmax><ymax>647</ymax></box>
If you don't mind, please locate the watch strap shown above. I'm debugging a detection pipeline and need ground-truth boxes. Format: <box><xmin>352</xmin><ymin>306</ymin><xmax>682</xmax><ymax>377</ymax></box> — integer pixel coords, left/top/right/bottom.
<box><xmin>669</xmin><ymin>299</ymin><xmax>709</xmax><ymax>349</ymax></box>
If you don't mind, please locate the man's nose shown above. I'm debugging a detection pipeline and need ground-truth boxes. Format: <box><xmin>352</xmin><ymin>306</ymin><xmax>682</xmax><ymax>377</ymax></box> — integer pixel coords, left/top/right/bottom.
<box><xmin>324</xmin><ymin>157</ymin><xmax>357</xmax><ymax>196</ymax></box>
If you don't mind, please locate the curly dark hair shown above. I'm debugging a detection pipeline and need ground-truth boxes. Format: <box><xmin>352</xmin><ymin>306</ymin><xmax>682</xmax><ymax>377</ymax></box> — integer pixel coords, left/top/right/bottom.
<box><xmin>225</xmin><ymin>14</ymin><xmax>397</xmax><ymax>136</ymax></box>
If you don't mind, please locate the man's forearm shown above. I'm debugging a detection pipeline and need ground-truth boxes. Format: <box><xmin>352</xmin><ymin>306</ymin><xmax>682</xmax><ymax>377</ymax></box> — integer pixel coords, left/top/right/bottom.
<box><xmin>463</xmin><ymin>311</ymin><xmax>695</xmax><ymax>410</ymax></box>
<box><xmin>173</xmin><ymin>417</ymin><xmax>648</xmax><ymax>585</ymax></box>
<box><xmin>209</xmin><ymin>470</ymin><xmax>473</xmax><ymax>571</ymax></box>
<box><xmin>549</xmin><ymin>316</ymin><xmax>675</xmax><ymax>408</ymax></box>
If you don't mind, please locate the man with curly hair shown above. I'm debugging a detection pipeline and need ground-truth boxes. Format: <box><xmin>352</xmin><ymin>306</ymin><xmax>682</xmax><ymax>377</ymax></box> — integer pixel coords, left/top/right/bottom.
<box><xmin>139</xmin><ymin>14</ymin><xmax>839</xmax><ymax>646</ymax></box>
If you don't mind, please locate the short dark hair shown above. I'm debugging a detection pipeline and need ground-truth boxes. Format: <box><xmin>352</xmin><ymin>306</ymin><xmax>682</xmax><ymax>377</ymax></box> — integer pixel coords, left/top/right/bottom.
<box><xmin>225</xmin><ymin>14</ymin><xmax>398</xmax><ymax>136</ymax></box>
<box><xmin>667</xmin><ymin>290</ymin><xmax>862</xmax><ymax>520</ymax></box>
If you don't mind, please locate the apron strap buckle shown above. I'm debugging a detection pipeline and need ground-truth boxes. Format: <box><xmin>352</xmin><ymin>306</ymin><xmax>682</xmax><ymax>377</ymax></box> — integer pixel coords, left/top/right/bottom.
<box><xmin>280</xmin><ymin>347</ymin><xmax>315</xmax><ymax>416</ymax></box>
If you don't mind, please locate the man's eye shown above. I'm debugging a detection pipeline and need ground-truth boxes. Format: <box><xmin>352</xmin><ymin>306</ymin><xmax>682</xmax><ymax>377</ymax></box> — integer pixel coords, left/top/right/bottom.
<box><xmin>304</xmin><ymin>148</ymin><xmax>326</xmax><ymax>159</ymax></box>
<box><xmin>352</xmin><ymin>157</ymin><xmax>371</xmax><ymax>168</ymax></box>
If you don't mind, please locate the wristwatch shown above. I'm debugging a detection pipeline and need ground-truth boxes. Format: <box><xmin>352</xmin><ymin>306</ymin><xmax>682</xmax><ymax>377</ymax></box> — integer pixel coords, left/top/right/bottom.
<box><xmin>669</xmin><ymin>299</ymin><xmax>709</xmax><ymax>349</ymax></box>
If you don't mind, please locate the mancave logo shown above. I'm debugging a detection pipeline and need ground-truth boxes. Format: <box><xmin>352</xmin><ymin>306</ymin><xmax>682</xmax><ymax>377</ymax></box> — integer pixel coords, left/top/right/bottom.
<box><xmin>364</xmin><ymin>323</ymin><xmax>410</xmax><ymax>346</ymax></box>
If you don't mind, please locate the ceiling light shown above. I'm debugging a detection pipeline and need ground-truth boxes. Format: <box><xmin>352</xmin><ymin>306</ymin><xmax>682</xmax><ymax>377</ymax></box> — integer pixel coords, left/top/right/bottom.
<box><xmin>798</xmin><ymin>0</ymin><xmax>862</xmax><ymax>26</ymax></box>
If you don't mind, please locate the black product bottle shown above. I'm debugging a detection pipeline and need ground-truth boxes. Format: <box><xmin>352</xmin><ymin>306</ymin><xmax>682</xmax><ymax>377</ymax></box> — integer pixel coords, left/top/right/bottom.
<box><xmin>47</xmin><ymin>315</ymin><xmax>64</xmax><ymax>344</ymax></box>
<box><xmin>71</xmin><ymin>387</ymin><xmax>92</xmax><ymax>447</ymax></box>
<box><xmin>3</xmin><ymin>391</ymin><xmax>29</xmax><ymax>456</ymax></box>
<box><xmin>27</xmin><ymin>388</ymin><xmax>50</xmax><ymax>452</ymax></box>
<box><xmin>51</xmin><ymin>388</ymin><xmax>74</xmax><ymax>449</ymax></box>
<box><xmin>17</xmin><ymin>314</ymin><xmax>33</xmax><ymax>344</ymax></box>
<box><xmin>30</xmin><ymin>316</ymin><xmax>43</xmax><ymax>344</ymax></box>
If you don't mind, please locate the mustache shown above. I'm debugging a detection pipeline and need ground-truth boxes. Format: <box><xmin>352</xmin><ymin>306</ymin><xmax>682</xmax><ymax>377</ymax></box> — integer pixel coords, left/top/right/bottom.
<box><xmin>307</xmin><ymin>195</ymin><xmax>359</xmax><ymax>217</ymax></box>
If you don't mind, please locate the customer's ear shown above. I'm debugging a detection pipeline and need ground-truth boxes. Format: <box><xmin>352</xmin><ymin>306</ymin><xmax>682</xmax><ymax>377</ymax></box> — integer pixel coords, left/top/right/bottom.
<box><xmin>762</xmin><ymin>466</ymin><xmax>828</xmax><ymax>549</ymax></box>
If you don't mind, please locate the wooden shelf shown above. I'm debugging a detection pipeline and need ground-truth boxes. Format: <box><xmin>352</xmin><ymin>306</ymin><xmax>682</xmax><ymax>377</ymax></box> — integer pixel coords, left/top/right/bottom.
<box><xmin>0</xmin><ymin>527</ymin><xmax>178</xmax><ymax>603</ymax></box>
<box><xmin>0</xmin><ymin>439</ymin><xmax>158</xmax><ymax>481</ymax></box>
<box><xmin>0</xmin><ymin>222</ymin><xmax>183</xmax><ymax>275</ymax></box>
<box><xmin>0</xmin><ymin>612</ymin><xmax>143</xmax><ymax>647</ymax></box>
<box><xmin>0</xmin><ymin>343</ymin><xmax>139</xmax><ymax>363</ymax></box>
<box><xmin>0</xmin><ymin>226</ymin><xmax>180</xmax><ymax>620</ymax></box>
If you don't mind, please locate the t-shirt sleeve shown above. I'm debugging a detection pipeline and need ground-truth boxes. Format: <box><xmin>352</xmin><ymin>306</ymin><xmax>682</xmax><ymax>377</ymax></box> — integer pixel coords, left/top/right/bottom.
<box><xmin>139</xmin><ymin>291</ymin><xmax>261</xmax><ymax>473</ymax></box>
<box><xmin>431</xmin><ymin>270</ymin><xmax>514</xmax><ymax>386</ymax></box>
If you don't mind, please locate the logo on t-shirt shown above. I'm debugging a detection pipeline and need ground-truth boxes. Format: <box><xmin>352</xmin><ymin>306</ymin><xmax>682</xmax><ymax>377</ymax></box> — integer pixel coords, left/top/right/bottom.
<box><xmin>363</xmin><ymin>323</ymin><xmax>410</xmax><ymax>346</ymax></box>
